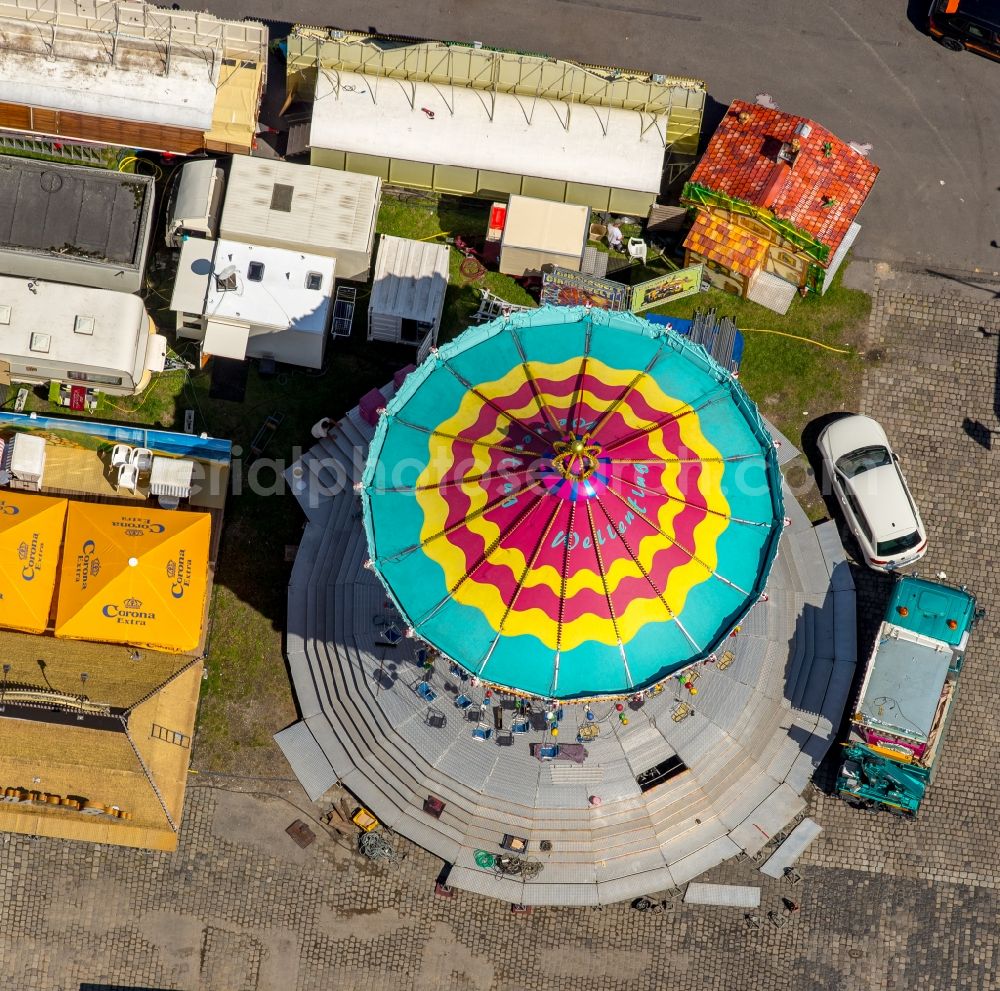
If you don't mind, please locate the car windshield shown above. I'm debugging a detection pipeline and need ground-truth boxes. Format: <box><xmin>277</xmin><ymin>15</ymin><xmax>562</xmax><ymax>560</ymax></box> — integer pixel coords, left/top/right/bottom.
<box><xmin>876</xmin><ymin>531</ymin><xmax>923</xmax><ymax>557</ymax></box>
<box><xmin>836</xmin><ymin>445</ymin><xmax>892</xmax><ymax>479</ymax></box>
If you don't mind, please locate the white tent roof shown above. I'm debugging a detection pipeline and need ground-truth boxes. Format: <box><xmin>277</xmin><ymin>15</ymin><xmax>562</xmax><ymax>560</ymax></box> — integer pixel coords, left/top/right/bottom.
<box><xmin>0</xmin><ymin>21</ymin><xmax>219</xmax><ymax>131</ymax></box>
<box><xmin>310</xmin><ymin>70</ymin><xmax>668</xmax><ymax>194</ymax></box>
<box><xmin>502</xmin><ymin>196</ymin><xmax>589</xmax><ymax>255</ymax></box>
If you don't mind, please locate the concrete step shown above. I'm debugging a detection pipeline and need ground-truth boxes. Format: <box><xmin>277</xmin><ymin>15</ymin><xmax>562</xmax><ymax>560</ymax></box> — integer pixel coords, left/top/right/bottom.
<box><xmin>797</xmin><ymin>655</ymin><xmax>835</xmax><ymax>717</ymax></box>
<box><xmin>345</xmin><ymin>406</ymin><xmax>377</xmax><ymax>444</ymax></box>
<box><xmin>788</xmin><ymin>603</ymin><xmax>816</xmax><ymax>709</ymax></box>
<box><xmin>714</xmin><ymin>769</ymin><xmax>780</xmax><ymax>832</ymax></box>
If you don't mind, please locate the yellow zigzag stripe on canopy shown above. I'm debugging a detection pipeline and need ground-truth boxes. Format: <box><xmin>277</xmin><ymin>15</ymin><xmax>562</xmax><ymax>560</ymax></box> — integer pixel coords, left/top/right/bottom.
<box><xmin>415</xmin><ymin>358</ymin><xmax>730</xmax><ymax>650</ymax></box>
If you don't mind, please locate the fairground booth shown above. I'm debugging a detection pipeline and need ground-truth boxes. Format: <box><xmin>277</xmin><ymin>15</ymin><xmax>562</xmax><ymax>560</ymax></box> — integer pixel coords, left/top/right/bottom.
<box><xmin>680</xmin><ymin>99</ymin><xmax>879</xmax><ymax>314</ymax></box>
<box><xmin>0</xmin><ymin>413</ymin><xmax>230</xmax><ymax>850</ymax></box>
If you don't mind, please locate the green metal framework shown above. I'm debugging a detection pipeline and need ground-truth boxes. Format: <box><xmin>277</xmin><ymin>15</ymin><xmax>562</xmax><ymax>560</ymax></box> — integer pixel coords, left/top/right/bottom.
<box><xmin>680</xmin><ymin>182</ymin><xmax>830</xmax><ymax>265</ymax></box>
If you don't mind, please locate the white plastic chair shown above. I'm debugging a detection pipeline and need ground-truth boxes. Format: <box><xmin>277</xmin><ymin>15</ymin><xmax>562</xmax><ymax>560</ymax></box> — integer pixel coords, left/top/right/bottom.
<box><xmin>110</xmin><ymin>444</ymin><xmax>132</xmax><ymax>468</ymax></box>
<box><xmin>627</xmin><ymin>238</ymin><xmax>648</xmax><ymax>265</ymax></box>
<box><xmin>117</xmin><ymin>462</ymin><xmax>139</xmax><ymax>493</ymax></box>
<box><xmin>129</xmin><ymin>447</ymin><xmax>153</xmax><ymax>473</ymax></box>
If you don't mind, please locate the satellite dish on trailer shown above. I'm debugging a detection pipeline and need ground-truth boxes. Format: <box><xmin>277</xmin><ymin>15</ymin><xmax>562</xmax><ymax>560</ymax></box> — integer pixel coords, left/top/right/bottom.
<box><xmin>215</xmin><ymin>264</ymin><xmax>238</xmax><ymax>291</ymax></box>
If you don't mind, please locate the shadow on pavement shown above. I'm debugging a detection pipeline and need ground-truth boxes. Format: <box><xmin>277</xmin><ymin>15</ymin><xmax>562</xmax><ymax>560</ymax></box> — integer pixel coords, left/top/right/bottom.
<box><xmin>800</xmin><ymin>411</ymin><xmax>855</xmax><ymax>524</ymax></box>
<box><xmin>923</xmin><ymin>269</ymin><xmax>1000</xmax><ymax>300</ymax></box>
<box><xmin>905</xmin><ymin>0</ymin><xmax>931</xmax><ymax>34</ymax></box>
<box><xmin>80</xmin><ymin>985</ymin><xmax>172</xmax><ymax>990</ymax></box>
<box><xmin>962</xmin><ymin>325</ymin><xmax>1000</xmax><ymax>448</ymax></box>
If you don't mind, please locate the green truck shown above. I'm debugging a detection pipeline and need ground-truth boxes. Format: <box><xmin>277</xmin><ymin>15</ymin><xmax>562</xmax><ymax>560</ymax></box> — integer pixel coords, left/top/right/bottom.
<box><xmin>836</xmin><ymin>575</ymin><xmax>983</xmax><ymax>817</ymax></box>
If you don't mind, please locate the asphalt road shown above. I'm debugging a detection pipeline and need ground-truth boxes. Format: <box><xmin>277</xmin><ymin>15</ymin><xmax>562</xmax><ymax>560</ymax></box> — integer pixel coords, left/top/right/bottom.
<box><xmin>192</xmin><ymin>0</ymin><xmax>1000</xmax><ymax>278</ymax></box>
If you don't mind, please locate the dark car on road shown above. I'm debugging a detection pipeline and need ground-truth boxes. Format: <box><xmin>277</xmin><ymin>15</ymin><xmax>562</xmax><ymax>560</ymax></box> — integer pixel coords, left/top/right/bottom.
<box><xmin>929</xmin><ymin>0</ymin><xmax>1000</xmax><ymax>60</ymax></box>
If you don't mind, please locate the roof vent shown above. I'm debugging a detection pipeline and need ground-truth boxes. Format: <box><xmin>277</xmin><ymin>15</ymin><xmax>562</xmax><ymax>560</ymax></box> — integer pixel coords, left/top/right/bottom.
<box><xmin>794</xmin><ymin>121</ymin><xmax>813</xmax><ymax>139</ymax></box>
<box><xmin>270</xmin><ymin>183</ymin><xmax>294</xmax><ymax>212</ymax></box>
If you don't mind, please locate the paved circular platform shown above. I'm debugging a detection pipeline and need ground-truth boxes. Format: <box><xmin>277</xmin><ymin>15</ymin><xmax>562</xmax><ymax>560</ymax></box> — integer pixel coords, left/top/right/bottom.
<box><xmin>280</xmin><ymin>313</ymin><xmax>856</xmax><ymax>906</ymax></box>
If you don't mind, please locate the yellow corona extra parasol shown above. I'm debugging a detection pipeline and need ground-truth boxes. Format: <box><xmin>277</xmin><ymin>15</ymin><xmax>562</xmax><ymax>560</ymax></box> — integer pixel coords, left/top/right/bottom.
<box><xmin>54</xmin><ymin>503</ymin><xmax>211</xmax><ymax>653</ymax></box>
<box><xmin>0</xmin><ymin>492</ymin><xmax>68</xmax><ymax>634</ymax></box>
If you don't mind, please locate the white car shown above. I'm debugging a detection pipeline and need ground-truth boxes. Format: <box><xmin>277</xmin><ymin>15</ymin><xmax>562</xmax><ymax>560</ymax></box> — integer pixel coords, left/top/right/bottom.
<box><xmin>816</xmin><ymin>415</ymin><xmax>927</xmax><ymax>572</ymax></box>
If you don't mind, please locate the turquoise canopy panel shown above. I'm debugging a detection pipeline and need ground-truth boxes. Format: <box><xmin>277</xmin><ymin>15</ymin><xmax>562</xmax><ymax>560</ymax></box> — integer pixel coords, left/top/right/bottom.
<box><xmin>362</xmin><ymin>306</ymin><xmax>784</xmax><ymax>700</ymax></box>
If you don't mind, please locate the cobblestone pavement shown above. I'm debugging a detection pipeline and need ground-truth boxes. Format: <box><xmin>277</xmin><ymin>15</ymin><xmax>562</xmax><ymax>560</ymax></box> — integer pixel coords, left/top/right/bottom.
<box><xmin>3</xmin><ymin>277</ymin><xmax>1000</xmax><ymax>991</ymax></box>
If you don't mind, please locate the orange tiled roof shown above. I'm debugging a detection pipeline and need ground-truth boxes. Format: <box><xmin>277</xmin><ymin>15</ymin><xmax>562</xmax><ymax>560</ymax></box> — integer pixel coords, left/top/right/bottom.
<box><xmin>687</xmin><ymin>99</ymin><xmax>879</xmax><ymax>255</ymax></box>
<box><xmin>684</xmin><ymin>212</ymin><xmax>769</xmax><ymax>279</ymax></box>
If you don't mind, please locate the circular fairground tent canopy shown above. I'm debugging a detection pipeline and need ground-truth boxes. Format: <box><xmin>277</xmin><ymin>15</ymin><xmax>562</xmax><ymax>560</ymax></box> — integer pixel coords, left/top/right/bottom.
<box><xmin>362</xmin><ymin>306</ymin><xmax>783</xmax><ymax>700</ymax></box>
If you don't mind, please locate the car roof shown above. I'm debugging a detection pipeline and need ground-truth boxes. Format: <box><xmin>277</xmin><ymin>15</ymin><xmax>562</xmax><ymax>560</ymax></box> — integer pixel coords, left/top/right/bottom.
<box><xmin>847</xmin><ymin>465</ymin><xmax>919</xmax><ymax>540</ymax></box>
<box><xmin>946</xmin><ymin>0</ymin><xmax>1000</xmax><ymax>30</ymax></box>
<box><xmin>821</xmin><ymin>414</ymin><xmax>890</xmax><ymax>458</ymax></box>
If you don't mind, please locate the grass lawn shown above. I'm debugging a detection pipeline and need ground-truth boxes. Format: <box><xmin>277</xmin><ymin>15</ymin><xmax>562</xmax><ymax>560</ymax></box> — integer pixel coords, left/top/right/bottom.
<box><xmin>651</xmin><ymin>273</ymin><xmax>870</xmax><ymax>450</ymax></box>
<box><xmin>2</xmin><ymin>191</ymin><xmax>870</xmax><ymax>772</ymax></box>
<box><xmin>377</xmin><ymin>193</ymin><xmax>535</xmax><ymax>342</ymax></box>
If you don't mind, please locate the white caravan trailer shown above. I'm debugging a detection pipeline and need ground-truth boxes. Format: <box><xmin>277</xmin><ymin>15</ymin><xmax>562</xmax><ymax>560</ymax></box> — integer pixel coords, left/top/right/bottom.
<box><xmin>0</xmin><ymin>275</ymin><xmax>166</xmax><ymax>395</ymax></box>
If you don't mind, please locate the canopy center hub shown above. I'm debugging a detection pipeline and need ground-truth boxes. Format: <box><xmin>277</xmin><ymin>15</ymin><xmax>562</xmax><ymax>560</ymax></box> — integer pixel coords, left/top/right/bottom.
<box><xmin>550</xmin><ymin>433</ymin><xmax>602</xmax><ymax>482</ymax></box>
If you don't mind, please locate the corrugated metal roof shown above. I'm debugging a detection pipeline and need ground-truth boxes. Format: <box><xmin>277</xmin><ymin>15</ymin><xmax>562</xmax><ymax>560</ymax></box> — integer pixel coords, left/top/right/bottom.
<box><xmin>370</xmin><ymin>235</ymin><xmax>449</xmax><ymax>323</ymax></box>
<box><xmin>220</xmin><ymin>156</ymin><xmax>380</xmax><ymax>257</ymax></box>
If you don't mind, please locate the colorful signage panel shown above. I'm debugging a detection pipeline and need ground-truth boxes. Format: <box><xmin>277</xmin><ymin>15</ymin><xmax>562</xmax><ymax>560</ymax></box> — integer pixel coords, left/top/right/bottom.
<box><xmin>630</xmin><ymin>264</ymin><xmax>704</xmax><ymax>313</ymax></box>
<box><xmin>540</xmin><ymin>268</ymin><xmax>631</xmax><ymax>311</ymax></box>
